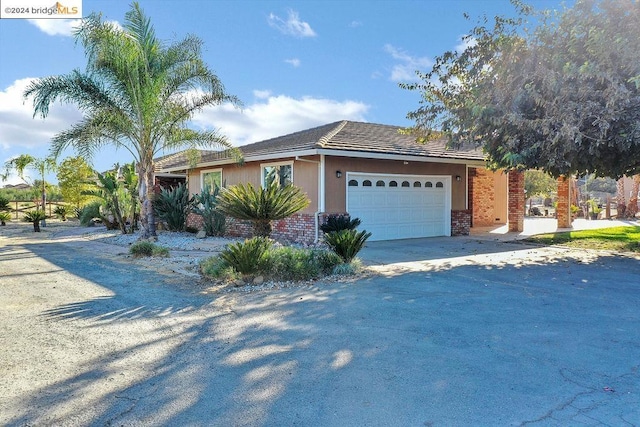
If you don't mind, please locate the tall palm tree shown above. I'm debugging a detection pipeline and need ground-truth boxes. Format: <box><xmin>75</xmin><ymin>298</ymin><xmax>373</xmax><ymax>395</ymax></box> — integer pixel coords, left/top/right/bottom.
<box><xmin>23</xmin><ymin>2</ymin><xmax>240</xmax><ymax>240</ymax></box>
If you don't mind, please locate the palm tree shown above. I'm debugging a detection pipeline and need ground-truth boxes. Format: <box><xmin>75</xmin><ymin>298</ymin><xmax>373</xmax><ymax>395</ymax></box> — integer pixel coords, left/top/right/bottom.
<box><xmin>23</xmin><ymin>2</ymin><xmax>240</xmax><ymax>240</ymax></box>
<box><xmin>83</xmin><ymin>170</ymin><xmax>128</xmax><ymax>234</ymax></box>
<box><xmin>217</xmin><ymin>176</ymin><xmax>310</xmax><ymax>238</ymax></box>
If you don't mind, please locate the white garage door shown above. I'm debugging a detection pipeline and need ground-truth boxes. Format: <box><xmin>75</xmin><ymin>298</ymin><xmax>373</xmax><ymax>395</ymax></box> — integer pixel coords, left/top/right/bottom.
<box><xmin>346</xmin><ymin>173</ymin><xmax>451</xmax><ymax>241</ymax></box>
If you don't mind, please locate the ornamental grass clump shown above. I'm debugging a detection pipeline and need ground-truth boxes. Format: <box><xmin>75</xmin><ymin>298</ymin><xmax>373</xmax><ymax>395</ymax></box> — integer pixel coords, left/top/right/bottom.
<box><xmin>129</xmin><ymin>241</ymin><xmax>169</xmax><ymax>257</ymax></box>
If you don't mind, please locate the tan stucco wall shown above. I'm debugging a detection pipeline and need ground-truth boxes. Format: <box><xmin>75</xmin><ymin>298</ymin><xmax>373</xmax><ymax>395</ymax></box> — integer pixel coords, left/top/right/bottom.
<box><xmin>324</xmin><ymin>156</ymin><xmax>468</xmax><ymax>212</ymax></box>
<box><xmin>187</xmin><ymin>156</ymin><xmax>319</xmax><ymax>214</ymax></box>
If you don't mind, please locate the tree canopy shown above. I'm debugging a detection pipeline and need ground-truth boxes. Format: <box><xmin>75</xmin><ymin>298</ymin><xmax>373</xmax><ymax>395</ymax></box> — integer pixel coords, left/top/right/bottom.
<box><xmin>23</xmin><ymin>2</ymin><xmax>240</xmax><ymax>239</ymax></box>
<box><xmin>403</xmin><ymin>0</ymin><xmax>640</xmax><ymax>178</ymax></box>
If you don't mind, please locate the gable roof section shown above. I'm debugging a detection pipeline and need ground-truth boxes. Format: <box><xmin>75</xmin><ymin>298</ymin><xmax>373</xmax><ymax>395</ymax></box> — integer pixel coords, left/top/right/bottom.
<box><xmin>158</xmin><ymin>120</ymin><xmax>485</xmax><ymax>172</ymax></box>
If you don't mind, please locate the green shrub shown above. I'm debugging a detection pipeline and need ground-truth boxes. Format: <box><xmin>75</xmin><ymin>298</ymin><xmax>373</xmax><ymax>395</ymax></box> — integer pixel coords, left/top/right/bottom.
<box><xmin>324</xmin><ymin>229</ymin><xmax>372</xmax><ymax>263</ymax></box>
<box><xmin>129</xmin><ymin>241</ymin><xmax>169</xmax><ymax>257</ymax></box>
<box><xmin>53</xmin><ymin>205</ymin><xmax>71</xmax><ymax>221</ymax></box>
<box><xmin>185</xmin><ymin>226</ymin><xmax>199</xmax><ymax>233</ymax></box>
<box><xmin>220</xmin><ymin>237</ymin><xmax>272</xmax><ymax>275</ymax></box>
<box><xmin>0</xmin><ymin>195</ymin><xmax>10</xmax><ymax>211</ymax></box>
<box><xmin>332</xmin><ymin>259</ymin><xmax>363</xmax><ymax>276</ymax></box>
<box><xmin>153</xmin><ymin>183</ymin><xmax>193</xmax><ymax>231</ymax></box>
<box><xmin>320</xmin><ymin>214</ymin><xmax>361</xmax><ymax>233</ymax></box>
<box><xmin>268</xmin><ymin>247</ymin><xmax>345</xmax><ymax>281</ymax></box>
<box><xmin>79</xmin><ymin>202</ymin><xmax>101</xmax><ymax>226</ymax></box>
<box><xmin>200</xmin><ymin>256</ymin><xmax>239</xmax><ymax>281</ymax></box>
<box><xmin>192</xmin><ymin>184</ymin><xmax>226</xmax><ymax>236</ymax></box>
<box><xmin>0</xmin><ymin>211</ymin><xmax>11</xmax><ymax>226</ymax></box>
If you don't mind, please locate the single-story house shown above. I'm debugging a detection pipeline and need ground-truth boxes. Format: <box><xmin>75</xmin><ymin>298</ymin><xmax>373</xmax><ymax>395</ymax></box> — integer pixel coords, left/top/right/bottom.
<box><xmin>157</xmin><ymin>120</ymin><xmax>522</xmax><ymax>243</ymax></box>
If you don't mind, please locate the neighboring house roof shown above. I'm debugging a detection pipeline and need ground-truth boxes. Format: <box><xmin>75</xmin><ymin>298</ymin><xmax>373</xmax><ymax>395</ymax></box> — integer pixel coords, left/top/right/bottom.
<box><xmin>158</xmin><ymin>120</ymin><xmax>486</xmax><ymax>172</ymax></box>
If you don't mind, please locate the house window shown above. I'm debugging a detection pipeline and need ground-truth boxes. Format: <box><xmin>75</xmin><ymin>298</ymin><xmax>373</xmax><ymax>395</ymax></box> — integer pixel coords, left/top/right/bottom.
<box><xmin>262</xmin><ymin>161</ymin><xmax>293</xmax><ymax>188</ymax></box>
<box><xmin>201</xmin><ymin>169</ymin><xmax>222</xmax><ymax>193</ymax></box>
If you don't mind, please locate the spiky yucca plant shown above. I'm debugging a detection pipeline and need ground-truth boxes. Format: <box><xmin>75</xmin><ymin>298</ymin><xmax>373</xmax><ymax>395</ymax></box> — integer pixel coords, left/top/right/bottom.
<box><xmin>153</xmin><ymin>183</ymin><xmax>193</xmax><ymax>232</ymax></box>
<box><xmin>217</xmin><ymin>179</ymin><xmax>310</xmax><ymax>237</ymax></box>
<box><xmin>0</xmin><ymin>211</ymin><xmax>11</xmax><ymax>226</ymax></box>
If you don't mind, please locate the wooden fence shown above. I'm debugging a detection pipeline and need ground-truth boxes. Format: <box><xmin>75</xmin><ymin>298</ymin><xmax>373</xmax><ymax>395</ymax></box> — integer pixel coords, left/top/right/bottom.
<box><xmin>6</xmin><ymin>201</ymin><xmax>67</xmax><ymax>219</ymax></box>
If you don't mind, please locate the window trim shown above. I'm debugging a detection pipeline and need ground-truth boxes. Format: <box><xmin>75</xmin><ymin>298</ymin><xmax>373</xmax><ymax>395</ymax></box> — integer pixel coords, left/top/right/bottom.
<box><xmin>200</xmin><ymin>168</ymin><xmax>223</xmax><ymax>192</ymax></box>
<box><xmin>260</xmin><ymin>160</ymin><xmax>294</xmax><ymax>188</ymax></box>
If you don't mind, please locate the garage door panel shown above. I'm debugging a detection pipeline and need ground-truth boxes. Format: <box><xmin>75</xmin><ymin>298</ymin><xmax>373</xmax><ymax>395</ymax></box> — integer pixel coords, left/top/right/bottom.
<box><xmin>347</xmin><ymin>173</ymin><xmax>451</xmax><ymax>241</ymax></box>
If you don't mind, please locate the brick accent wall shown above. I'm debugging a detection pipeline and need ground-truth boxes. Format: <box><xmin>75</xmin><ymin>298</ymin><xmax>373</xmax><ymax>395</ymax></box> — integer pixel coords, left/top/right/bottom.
<box><xmin>508</xmin><ymin>171</ymin><xmax>525</xmax><ymax>232</ymax></box>
<box><xmin>451</xmin><ymin>210</ymin><xmax>471</xmax><ymax>236</ymax></box>
<box><xmin>557</xmin><ymin>176</ymin><xmax>572</xmax><ymax>228</ymax></box>
<box><xmin>470</xmin><ymin>168</ymin><xmax>497</xmax><ymax>227</ymax></box>
<box><xmin>186</xmin><ymin>212</ymin><xmax>204</xmax><ymax>230</ymax></box>
<box><xmin>200</xmin><ymin>213</ymin><xmax>317</xmax><ymax>244</ymax></box>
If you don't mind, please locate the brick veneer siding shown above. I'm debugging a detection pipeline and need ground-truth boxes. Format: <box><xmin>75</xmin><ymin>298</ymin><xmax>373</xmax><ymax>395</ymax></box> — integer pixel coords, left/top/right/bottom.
<box><xmin>508</xmin><ymin>171</ymin><xmax>525</xmax><ymax>232</ymax></box>
<box><xmin>470</xmin><ymin>168</ymin><xmax>497</xmax><ymax>227</ymax></box>
<box><xmin>451</xmin><ymin>210</ymin><xmax>471</xmax><ymax>236</ymax></box>
<box><xmin>556</xmin><ymin>176</ymin><xmax>572</xmax><ymax>228</ymax></box>
<box><xmin>188</xmin><ymin>213</ymin><xmax>317</xmax><ymax>244</ymax></box>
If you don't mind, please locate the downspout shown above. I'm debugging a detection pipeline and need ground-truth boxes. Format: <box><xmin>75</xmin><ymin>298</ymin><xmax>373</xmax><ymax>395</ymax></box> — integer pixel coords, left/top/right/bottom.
<box><xmin>295</xmin><ymin>155</ymin><xmax>324</xmax><ymax>243</ymax></box>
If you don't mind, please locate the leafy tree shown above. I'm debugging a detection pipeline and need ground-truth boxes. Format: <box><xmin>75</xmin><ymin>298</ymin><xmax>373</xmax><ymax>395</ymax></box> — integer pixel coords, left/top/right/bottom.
<box><xmin>525</xmin><ymin>170</ymin><xmax>557</xmax><ymax>198</ymax></box>
<box><xmin>217</xmin><ymin>176</ymin><xmax>310</xmax><ymax>238</ymax></box>
<box><xmin>403</xmin><ymin>0</ymin><xmax>640</xmax><ymax>178</ymax></box>
<box><xmin>56</xmin><ymin>156</ymin><xmax>95</xmax><ymax>208</ymax></box>
<box><xmin>23</xmin><ymin>2</ymin><xmax>240</xmax><ymax>240</ymax></box>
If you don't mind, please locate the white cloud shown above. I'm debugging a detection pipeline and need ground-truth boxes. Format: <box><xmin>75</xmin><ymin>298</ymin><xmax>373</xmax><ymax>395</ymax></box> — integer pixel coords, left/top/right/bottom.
<box><xmin>0</xmin><ymin>78</ymin><xmax>84</xmax><ymax>185</ymax></box>
<box><xmin>285</xmin><ymin>58</ymin><xmax>301</xmax><ymax>68</ymax></box>
<box><xmin>27</xmin><ymin>18</ymin><xmax>81</xmax><ymax>36</ymax></box>
<box><xmin>192</xmin><ymin>94</ymin><xmax>369</xmax><ymax>146</ymax></box>
<box><xmin>349</xmin><ymin>21</ymin><xmax>363</xmax><ymax>28</ymax></box>
<box><xmin>383</xmin><ymin>44</ymin><xmax>433</xmax><ymax>82</ymax></box>
<box><xmin>268</xmin><ymin>10</ymin><xmax>317</xmax><ymax>38</ymax></box>
<box><xmin>253</xmin><ymin>90</ymin><xmax>272</xmax><ymax>99</ymax></box>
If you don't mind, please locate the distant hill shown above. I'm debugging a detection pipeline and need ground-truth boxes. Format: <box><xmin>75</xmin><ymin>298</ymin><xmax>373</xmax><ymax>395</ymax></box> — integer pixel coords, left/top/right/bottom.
<box><xmin>1</xmin><ymin>183</ymin><xmax>31</xmax><ymax>190</ymax></box>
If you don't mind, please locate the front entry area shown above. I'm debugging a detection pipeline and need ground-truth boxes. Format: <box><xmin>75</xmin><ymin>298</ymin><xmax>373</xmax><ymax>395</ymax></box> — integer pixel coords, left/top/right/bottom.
<box><xmin>346</xmin><ymin>172</ymin><xmax>451</xmax><ymax>241</ymax></box>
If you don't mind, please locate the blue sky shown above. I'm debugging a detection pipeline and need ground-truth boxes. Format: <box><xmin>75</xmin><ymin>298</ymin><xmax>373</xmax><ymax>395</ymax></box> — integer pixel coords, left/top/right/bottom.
<box><xmin>0</xmin><ymin>0</ymin><xmax>568</xmax><ymax>185</ymax></box>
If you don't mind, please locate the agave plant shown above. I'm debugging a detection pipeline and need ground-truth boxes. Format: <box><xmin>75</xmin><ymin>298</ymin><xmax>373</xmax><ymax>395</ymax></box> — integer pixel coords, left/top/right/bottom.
<box><xmin>192</xmin><ymin>184</ymin><xmax>226</xmax><ymax>236</ymax></box>
<box><xmin>53</xmin><ymin>205</ymin><xmax>70</xmax><ymax>221</ymax></box>
<box><xmin>217</xmin><ymin>178</ymin><xmax>310</xmax><ymax>237</ymax></box>
<box><xmin>153</xmin><ymin>183</ymin><xmax>193</xmax><ymax>232</ymax></box>
<box><xmin>23</xmin><ymin>210</ymin><xmax>47</xmax><ymax>232</ymax></box>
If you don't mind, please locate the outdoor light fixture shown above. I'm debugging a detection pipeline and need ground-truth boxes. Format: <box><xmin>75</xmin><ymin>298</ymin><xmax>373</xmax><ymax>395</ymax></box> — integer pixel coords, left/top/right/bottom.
<box><xmin>336</xmin><ymin>170</ymin><xmax>342</xmax><ymax>178</ymax></box>
<box><xmin>456</xmin><ymin>175</ymin><xmax>462</xmax><ymax>181</ymax></box>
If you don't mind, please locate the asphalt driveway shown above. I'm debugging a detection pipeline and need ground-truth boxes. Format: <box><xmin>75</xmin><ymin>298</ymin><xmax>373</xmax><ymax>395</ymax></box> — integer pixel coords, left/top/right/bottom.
<box><xmin>1</xmin><ymin>232</ymin><xmax>639</xmax><ymax>426</ymax></box>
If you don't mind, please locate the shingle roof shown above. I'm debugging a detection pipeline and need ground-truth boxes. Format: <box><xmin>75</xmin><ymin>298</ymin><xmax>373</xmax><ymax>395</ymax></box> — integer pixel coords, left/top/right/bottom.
<box><xmin>157</xmin><ymin>120</ymin><xmax>485</xmax><ymax>172</ymax></box>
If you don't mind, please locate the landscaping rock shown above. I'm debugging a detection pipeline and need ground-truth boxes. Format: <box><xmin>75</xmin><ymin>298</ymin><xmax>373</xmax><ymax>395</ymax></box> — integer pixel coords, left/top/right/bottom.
<box><xmin>195</xmin><ymin>230</ymin><xmax>207</xmax><ymax>239</ymax></box>
<box><xmin>252</xmin><ymin>275</ymin><xmax>264</xmax><ymax>285</ymax></box>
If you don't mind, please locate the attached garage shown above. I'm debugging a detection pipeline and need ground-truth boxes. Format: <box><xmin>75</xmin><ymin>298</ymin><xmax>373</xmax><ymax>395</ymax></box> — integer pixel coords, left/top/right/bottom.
<box><xmin>346</xmin><ymin>172</ymin><xmax>451</xmax><ymax>241</ymax></box>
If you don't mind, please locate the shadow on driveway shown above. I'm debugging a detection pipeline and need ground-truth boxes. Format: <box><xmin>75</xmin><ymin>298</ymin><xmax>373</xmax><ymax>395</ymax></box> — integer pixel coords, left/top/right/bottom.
<box><xmin>2</xmin><ymin>234</ymin><xmax>640</xmax><ymax>426</ymax></box>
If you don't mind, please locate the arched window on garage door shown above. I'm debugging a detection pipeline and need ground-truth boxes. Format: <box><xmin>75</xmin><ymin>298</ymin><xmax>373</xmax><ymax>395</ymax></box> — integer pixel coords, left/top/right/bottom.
<box><xmin>348</xmin><ymin>179</ymin><xmax>358</xmax><ymax>186</ymax></box>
